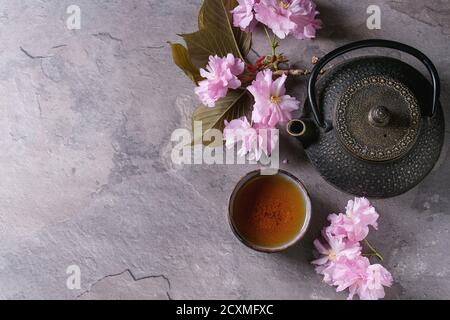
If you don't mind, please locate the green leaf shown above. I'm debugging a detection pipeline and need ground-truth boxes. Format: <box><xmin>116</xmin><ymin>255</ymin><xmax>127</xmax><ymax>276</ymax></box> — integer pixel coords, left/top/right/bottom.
<box><xmin>181</xmin><ymin>0</ymin><xmax>252</xmax><ymax>69</ymax></box>
<box><xmin>169</xmin><ymin>42</ymin><xmax>203</xmax><ymax>85</ymax></box>
<box><xmin>170</xmin><ymin>0</ymin><xmax>254</xmax><ymax>146</ymax></box>
<box><xmin>192</xmin><ymin>90</ymin><xmax>252</xmax><ymax>145</ymax></box>
<box><xmin>198</xmin><ymin>0</ymin><xmax>206</xmax><ymax>29</ymax></box>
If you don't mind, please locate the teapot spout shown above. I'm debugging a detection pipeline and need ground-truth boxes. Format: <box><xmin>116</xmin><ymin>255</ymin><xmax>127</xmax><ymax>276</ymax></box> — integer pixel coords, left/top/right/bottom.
<box><xmin>287</xmin><ymin>119</ymin><xmax>319</xmax><ymax>149</ymax></box>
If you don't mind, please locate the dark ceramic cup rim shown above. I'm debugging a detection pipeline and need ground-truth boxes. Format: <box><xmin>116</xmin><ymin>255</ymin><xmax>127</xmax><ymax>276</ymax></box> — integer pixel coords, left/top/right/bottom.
<box><xmin>228</xmin><ymin>170</ymin><xmax>312</xmax><ymax>253</ymax></box>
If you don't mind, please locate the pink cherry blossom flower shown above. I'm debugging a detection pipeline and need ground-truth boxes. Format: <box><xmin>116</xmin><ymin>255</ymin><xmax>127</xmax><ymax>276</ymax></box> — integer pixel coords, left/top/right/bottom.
<box><xmin>331</xmin><ymin>256</ymin><xmax>393</xmax><ymax>300</ymax></box>
<box><xmin>358</xmin><ymin>264</ymin><xmax>394</xmax><ymax>300</ymax></box>
<box><xmin>312</xmin><ymin>231</ymin><xmax>361</xmax><ymax>284</ymax></box>
<box><xmin>290</xmin><ymin>0</ymin><xmax>322</xmax><ymax>39</ymax></box>
<box><xmin>331</xmin><ymin>256</ymin><xmax>370</xmax><ymax>296</ymax></box>
<box><xmin>247</xmin><ymin>69</ymin><xmax>299</xmax><ymax>127</ymax></box>
<box><xmin>223</xmin><ymin>117</ymin><xmax>278</xmax><ymax>161</ymax></box>
<box><xmin>253</xmin><ymin>122</ymin><xmax>279</xmax><ymax>159</ymax></box>
<box><xmin>312</xmin><ymin>232</ymin><xmax>361</xmax><ymax>267</ymax></box>
<box><xmin>326</xmin><ymin>213</ymin><xmax>350</xmax><ymax>239</ymax></box>
<box><xmin>327</xmin><ymin>197</ymin><xmax>379</xmax><ymax>242</ymax></box>
<box><xmin>231</xmin><ymin>0</ymin><xmax>260</xmax><ymax>32</ymax></box>
<box><xmin>254</xmin><ymin>0</ymin><xmax>299</xmax><ymax>39</ymax></box>
<box><xmin>224</xmin><ymin>117</ymin><xmax>254</xmax><ymax>157</ymax></box>
<box><xmin>346</xmin><ymin>198</ymin><xmax>379</xmax><ymax>229</ymax></box>
<box><xmin>253</xmin><ymin>0</ymin><xmax>321</xmax><ymax>39</ymax></box>
<box><xmin>195</xmin><ymin>54</ymin><xmax>245</xmax><ymax>108</ymax></box>
<box><xmin>312</xmin><ymin>197</ymin><xmax>392</xmax><ymax>300</ymax></box>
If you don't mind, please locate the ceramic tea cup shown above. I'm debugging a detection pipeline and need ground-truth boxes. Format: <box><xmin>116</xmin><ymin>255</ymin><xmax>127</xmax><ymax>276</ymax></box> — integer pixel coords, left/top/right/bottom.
<box><xmin>228</xmin><ymin>170</ymin><xmax>312</xmax><ymax>253</ymax></box>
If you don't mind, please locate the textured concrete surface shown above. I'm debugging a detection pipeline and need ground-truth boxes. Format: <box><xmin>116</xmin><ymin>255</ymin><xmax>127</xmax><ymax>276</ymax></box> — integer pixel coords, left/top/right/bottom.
<box><xmin>0</xmin><ymin>0</ymin><xmax>449</xmax><ymax>300</ymax></box>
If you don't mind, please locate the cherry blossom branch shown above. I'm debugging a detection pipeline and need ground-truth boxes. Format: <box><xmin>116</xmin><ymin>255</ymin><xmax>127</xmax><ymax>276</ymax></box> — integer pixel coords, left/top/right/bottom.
<box><xmin>263</xmin><ymin>26</ymin><xmax>279</xmax><ymax>57</ymax></box>
<box><xmin>273</xmin><ymin>66</ymin><xmax>332</xmax><ymax>77</ymax></box>
<box><xmin>363</xmin><ymin>239</ymin><xmax>384</xmax><ymax>261</ymax></box>
<box><xmin>273</xmin><ymin>69</ymin><xmax>311</xmax><ymax>76</ymax></box>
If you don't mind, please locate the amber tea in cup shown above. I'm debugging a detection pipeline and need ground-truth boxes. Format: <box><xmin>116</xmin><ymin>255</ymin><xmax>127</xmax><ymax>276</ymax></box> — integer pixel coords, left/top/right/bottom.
<box><xmin>228</xmin><ymin>170</ymin><xmax>311</xmax><ymax>252</ymax></box>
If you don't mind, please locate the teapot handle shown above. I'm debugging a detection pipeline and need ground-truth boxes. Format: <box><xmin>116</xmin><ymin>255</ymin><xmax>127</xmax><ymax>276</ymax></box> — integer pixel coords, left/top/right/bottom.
<box><xmin>308</xmin><ymin>39</ymin><xmax>440</xmax><ymax>128</ymax></box>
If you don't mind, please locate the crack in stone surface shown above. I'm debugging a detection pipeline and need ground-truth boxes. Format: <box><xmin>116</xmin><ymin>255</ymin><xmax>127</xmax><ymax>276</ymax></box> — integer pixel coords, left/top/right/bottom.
<box><xmin>20</xmin><ymin>47</ymin><xmax>52</xmax><ymax>59</ymax></box>
<box><xmin>76</xmin><ymin>269</ymin><xmax>172</xmax><ymax>299</ymax></box>
<box><xmin>51</xmin><ymin>44</ymin><xmax>67</xmax><ymax>49</ymax></box>
<box><xmin>92</xmin><ymin>32</ymin><xmax>123</xmax><ymax>43</ymax></box>
<box><xmin>143</xmin><ymin>45</ymin><xmax>164</xmax><ymax>49</ymax></box>
<box><xmin>35</xmin><ymin>94</ymin><xmax>42</xmax><ymax>118</ymax></box>
<box><xmin>387</xmin><ymin>0</ymin><xmax>450</xmax><ymax>34</ymax></box>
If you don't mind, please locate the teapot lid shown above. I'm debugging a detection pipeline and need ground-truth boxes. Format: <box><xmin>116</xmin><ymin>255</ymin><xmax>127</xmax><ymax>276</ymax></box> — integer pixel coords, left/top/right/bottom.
<box><xmin>334</xmin><ymin>76</ymin><xmax>421</xmax><ymax>162</ymax></box>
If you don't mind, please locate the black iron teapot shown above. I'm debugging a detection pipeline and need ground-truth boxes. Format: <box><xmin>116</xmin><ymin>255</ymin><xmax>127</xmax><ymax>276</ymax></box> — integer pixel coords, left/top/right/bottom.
<box><xmin>287</xmin><ymin>39</ymin><xmax>445</xmax><ymax>198</ymax></box>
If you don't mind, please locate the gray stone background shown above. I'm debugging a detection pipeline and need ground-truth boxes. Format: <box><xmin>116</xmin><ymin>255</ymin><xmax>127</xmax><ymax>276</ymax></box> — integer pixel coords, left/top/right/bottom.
<box><xmin>0</xmin><ymin>0</ymin><xmax>449</xmax><ymax>300</ymax></box>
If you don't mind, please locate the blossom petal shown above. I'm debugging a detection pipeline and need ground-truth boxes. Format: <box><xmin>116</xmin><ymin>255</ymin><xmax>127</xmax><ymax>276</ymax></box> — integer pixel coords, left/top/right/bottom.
<box><xmin>231</xmin><ymin>0</ymin><xmax>259</xmax><ymax>32</ymax></box>
<box><xmin>247</xmin><ymin>69</ymin><xmax>300</xmax><ymax>127</ymax></box>
<box><xmin>195</xmin><ymin>54</ymin><xmax>245</xmax><ymax>107</ymax></box>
